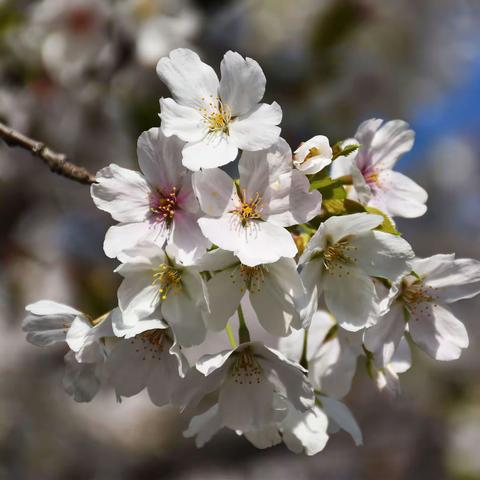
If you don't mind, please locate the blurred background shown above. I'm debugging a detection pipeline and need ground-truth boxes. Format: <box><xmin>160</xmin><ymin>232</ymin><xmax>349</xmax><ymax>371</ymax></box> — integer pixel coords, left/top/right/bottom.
<box><xmin>1</xmin><ymin>0</ymin><xmax>480</xmax><ymax>478</ymax></box>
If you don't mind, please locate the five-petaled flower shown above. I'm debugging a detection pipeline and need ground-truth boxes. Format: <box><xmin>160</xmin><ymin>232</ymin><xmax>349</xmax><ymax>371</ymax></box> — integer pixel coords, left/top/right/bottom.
<box><xmin>332</xmin><ymin>119</ymin><xmax>428</xmax><ymax>218</ymax></box>
<box><xmin>193</xmin><ymin>138</ymin><xmax>322</xmax><ymax>266</ymax></box>
<box><xmin>157</xmin><ymin>48</ymin><xmax>282</xmax><ymax>170</ymax></box>
<box><xmin>91</xmin><ymin>127</ymin><xmax>210</xmax><ymax>263</ymax></box>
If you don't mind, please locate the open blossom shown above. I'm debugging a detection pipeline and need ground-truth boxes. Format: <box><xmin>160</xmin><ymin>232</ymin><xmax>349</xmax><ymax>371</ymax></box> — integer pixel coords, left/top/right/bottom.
<box><xmin>280</xmin><ymin>311</ymin><xmax>363</xmax><ymax>399</ymax></box>
<box><xmin>293</xmin><ymin>135</ymin><xmax>332</xmax><ymax>175</ymax></box>
<box><xmin>364</xmin><ymin>254</ymin><xmax>480</xmax><ymax>362</ymax></box>
<box><xmin>332</xmin><ymin>119</ymin><xmax>427</xmax><ymax>218</ymax></box>
<box><xmin>299</xmin><ymin>213</ymin><xmax>414</xmax><ymax>331</ymax></box>
<box><xmin>177</xmin><ymin>342</ymin><xmax>314</xmax><ymax>434</ymax></box>
<box><xmin>193</xmin><ymin>138</ymin><xmax>322</xmax><ymax>267</ymax></box>
<box><xmin>157</xmin><ymin>48</ymin><xmax>282</xmax><ymax>170</ymax></box>
<box><xmin>243</xmin><ymin>394</ymin><xmax>362</xmax><ymax>455</ymax></box>
<box><xmin>115</xmin><ymin>243</ymin><xmax>209</xmax><ymax>347</ymax></box>
<box><xmin>197</xmin><ymin>249</ymin><xmax>311</xmax><ymax>336</ymax></box>
<box><xmin>91</xmin><ymin>127</ymin><xmax>209</xmax><ymax>263</ymax></box>
<box><xmin>106</xmin><ymin>316</ymin><xmax>188</xmax><ymax>406</ymax></box>
<box><xmin>22</xmin><ymin>301</ymin><xmax>114</xmax><ymax>402</ymax></box>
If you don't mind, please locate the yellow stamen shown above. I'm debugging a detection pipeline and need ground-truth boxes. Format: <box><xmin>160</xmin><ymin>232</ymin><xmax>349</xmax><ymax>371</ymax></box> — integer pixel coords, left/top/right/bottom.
<box><xmin>152</xmin><ymin>264</ymin><xmax>182</xmax><ymax>300</ymax></box>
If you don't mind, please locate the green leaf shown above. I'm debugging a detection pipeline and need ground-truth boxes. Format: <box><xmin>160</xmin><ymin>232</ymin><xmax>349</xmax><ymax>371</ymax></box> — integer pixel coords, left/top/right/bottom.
<box><xmin>343</xmin><ymin>199</ymin><xmax>367</xmax><ymax>213</ymax></box>
<box><xmin>365</xmin><ymin>206</ymin><xmax>400</xmax><ymax>235</ymax></box>
<box><xmin>332</xmin><ymin>142</ymin><xmax>360</xmax><ymax>160</ymax></box>
<box><xmin>310</xmin><ymin>175</ymin><xmax>347</xmax><ymax>200</ymax></box>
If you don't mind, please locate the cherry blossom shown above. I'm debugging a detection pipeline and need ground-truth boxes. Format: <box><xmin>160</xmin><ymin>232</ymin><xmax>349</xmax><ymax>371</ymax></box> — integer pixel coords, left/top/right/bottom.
<box><xmin>193</xmin><ymin>138</ymin><xmax>322</xmax><ymax>266</ymax></box>
<box><xmin>299</xmin><ymin>213</ymin><xmax>414</xmax><ymax>331</ymax></box>
<box><xmin>157</xmin><ymin>48</ymin><xmax>282</xmax><ymax>170</ymax></box>
<box><xmin>331</xmin><ymin>119</ymin><xmax>427</xmax><ymax>218</ymax></box>
<box><xmin>91</xmin><ymin>127</ymin><xmax>209</xmax><ymax>262</ymax></box>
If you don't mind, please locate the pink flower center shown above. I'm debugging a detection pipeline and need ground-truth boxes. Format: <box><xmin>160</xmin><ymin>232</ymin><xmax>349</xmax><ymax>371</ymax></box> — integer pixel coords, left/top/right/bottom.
<box><xmin>149</xmin><ymin>187</ymin><xmax>178</xmax><ymax>224</ymax></box>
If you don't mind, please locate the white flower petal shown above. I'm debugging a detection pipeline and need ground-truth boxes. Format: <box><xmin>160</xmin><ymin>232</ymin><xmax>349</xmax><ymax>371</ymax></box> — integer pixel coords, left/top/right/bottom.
<box><xmin>244</xmin><ymin>425</ymin><xmax>282</xmax><ymax>450</ymax></box>
<box><xmin>159</xmin><ymin>97</ymin><xmax>207</xmax><ymax>142</ymax></box>
<box><xmin>169</xmin><ymin>211</ymin><xmax>211</xmax><ymax>263</ymax></box>
<box><xmin>156</xmin><ymin>48</ymin><xmax>219</xmax><ymax>108</ymax></box>
<box><xmin>63</xmin><ymin>352</ymin><xmax>101</xmax><ymax>403</ymax></box>
<box><xmin>413</xmin><ymin>254</ymin><xmax>480</xmax><ymax>303</ymax></box>
<box><xmin>103</xmin><ymin>222</ymin><xmax>168</xmax><ymax>259</ymax></box>
<box><xmin>117</xmin><ymin>274</ymin><xmax>159</xmax><ymax>324</ymax></box>
<box><xmin>371</xmin><ymin>170</ymin><xmax>427</xmax><ymax>218</ymax></box>
<box><xmin>281</xmin><ymin>405</ymin><xmax>329</xmax><ymax>455</ymax></box>
<box><xmin>363</xmin><ymin>302</ymin><xmax>406</xmax><ymax>367</ymax></box>
<box><xmin>137</xmin><ymin>127</ymin><xmax>186</xmax><ymax>189</ymax></box>
<box><xmin>219</xmin><ymin>50</ymin><xmax>266</xmax><ymax>116</ymax></box>
<box><xmin>184</xmin><ymin>405</ymin><xmax>224</xmax><ymax>447</ymax></box>
<box><xmin>91</xmin><ymin>164</ymin><xmax>150</xmax><ymax>223</ymax></box>
<box><xmin>234</xmin><ymin>220</ymin><xmax>297</xmax><ymax>267</ymax></box>
<box><xmin>293</xmin><ymin>135</ymin><xmax>333</xmax><ymax>175</ymax></box>
<box><xmin>364</xmin><ymin>119</ymin><xmax>414</xmax><ymax>171</ymax></box>
<box><xmin>229</xmin><ymin>102</ymin><xmax>282</xmax><ymax>151</ymax></box>
<box><xmin>25</xmin><ymin>301</ymin><xmax>81</xmax><ymax>317</ymax></box>
<box><xmin>349</xmin><ymin>230</ymin><xmax>414</xmax><ymax>282</ymax></box>
<box><xmin>324</xmin><ymin>265</ymin><xmax>378</xmax><ymax>331</ymax></box>
<box><xmin>196</xmin><ymin>348</ymin><xmax>235</xmax><ymax>376</ymax></box>
<box><xmin>219</xmin><ymin>374</ymin><xmax>276</xmax><ymax>431</ymax></box>
<box><xmin>182</xmin><ymin>136</ymin><xmax>238</xmax><ymax>171</ymax></box>
<box><xmin>106</xmin><ymin>338</ymin><xmax>152</xmax><ymax>398</ymax></box>
<box><xmin>320</xmin><ymin>395</ymin><xmax>363</xmax><ymax>446</ymax></box>
<box><xmin>259</xmin><ymin>345</ymin><xmax>314</xmax><ymax>412</ymax></box>
<box><xmin>249</xmin><ymin>260</ymin><xmax>304</xmax><ymax>336</ymax></box>
<box><xmin>409</xmin><ymin>303</ymin><xmax>468</xmax><ymax>361</ymax></box>
<box><xmin>323</xmin><ymin>213</ymin><xmax>383</xmax><ymax>245</ymax></box>
<box><xmin>205</xmin><ymin>267</ymin><xmax>244</xmax><ymax>331</ymax></box>
<box><xmin>161</xmin><ymin>290</ymin><xmax>206</xmax><ymax>347</ymax></box>
<box><xmin>192</xmin><ymin>168</ymin><xmax>237</xmax><ymax>217</ymax></box>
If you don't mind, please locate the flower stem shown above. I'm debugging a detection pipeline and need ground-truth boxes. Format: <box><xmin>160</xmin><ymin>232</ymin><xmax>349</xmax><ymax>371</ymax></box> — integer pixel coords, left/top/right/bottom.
<box><xmin>225</xmin><ymin>323</ymin><xmax>238</xmax><ymax>348</ymax></box>
<box><xmin>237</xmin><ymin>305</ymin><xmax>250</xmax><ymax>344</ymax></box>
<box><xmin>300</xmin><ymin>329</ymin><xmax>308</xmax><ymax>369</ymax></box>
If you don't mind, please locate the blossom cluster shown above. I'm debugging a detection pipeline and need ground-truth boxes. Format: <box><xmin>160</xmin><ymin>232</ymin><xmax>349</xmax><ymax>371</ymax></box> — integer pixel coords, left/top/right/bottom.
<box><xmin>22</xmin><ymin>49</ymin><xmax>480</xmax><ymax>455</ymax></box>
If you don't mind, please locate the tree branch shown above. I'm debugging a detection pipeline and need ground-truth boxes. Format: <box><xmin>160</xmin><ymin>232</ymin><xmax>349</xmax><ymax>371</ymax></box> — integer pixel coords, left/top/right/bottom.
<box><xmin>0</xmin><ymin>122</ymin><xmax>96</xmax><ymax>185</ymax></box>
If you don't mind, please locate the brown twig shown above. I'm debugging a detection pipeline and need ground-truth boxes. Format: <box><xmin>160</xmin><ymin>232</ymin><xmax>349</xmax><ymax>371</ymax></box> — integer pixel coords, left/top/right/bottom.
<box><xmin>0</xmin><ymin>122</ymin><xmax>96</xmax><ymax>185</ymax></box>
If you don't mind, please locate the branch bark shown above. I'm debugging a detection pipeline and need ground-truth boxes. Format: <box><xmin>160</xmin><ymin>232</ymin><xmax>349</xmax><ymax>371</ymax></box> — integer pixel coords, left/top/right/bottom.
<box><xmin>0</xmin><ymin>122</ymin><xmax>96</xmax><ymax>185</ymax></box>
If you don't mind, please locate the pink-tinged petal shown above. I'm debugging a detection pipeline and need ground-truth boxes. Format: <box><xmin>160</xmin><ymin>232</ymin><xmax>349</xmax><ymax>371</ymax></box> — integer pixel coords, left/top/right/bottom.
<box><xmin>370</xmin><ymin>170</ymin><xmax>427</xmax><ymax>218</ymax></box>
<box><xmin>103</xmin><ymin>222</ymin><xmax>168</xmax><ymax>259</ymax></box>
<box><xmin>137</xmin><ymin>127</ymin><xmax>186</xmax><ymax>190</ymax></box>
<box><xmin>156</xmin><ymin>48</ymin><xmax>219</xmax><ymax>108</ymax></box>
<box><xmin>353</xmin><ymin>119</ymin><xmax>414</xmax><ymax>179</ymax></box>
<box><xmin>159</xmin><ymin>97</ymin><xmax>207</xmax><ymax>142</ymax></box>
<box><xmin>168</xmin><ymin>211</ymin><xmax>211</xmax><ymax>263</ymax></box>
<box><xmin>409</xmin><ymin>303</ymin><xmax>468</xmax><ymax>361</ymax></box>
<box><xmin>182</xmin><ymin>136</ymin><xmax>238</xmax><ymax>171</ymax></box>
<box><xmin>229</xmin><ymin>102</ymin><xmax>282</xmax><ymax>151</ymax></box>
<box><xmin>192</xmin><ymin>168</ymin><xmax>237</xmax><ymax>217</ymax></box>
<box><xmin>219</xmin><ymin>50</ymin><xmax>266</xmax><ymax>116</ymax></box>
<box><xmin>91</xmin><ymin>164</ymin><xmax>150</xmax><ymax>223</ymax></box>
